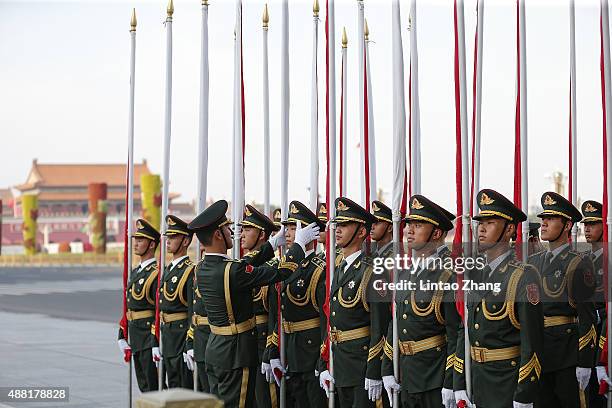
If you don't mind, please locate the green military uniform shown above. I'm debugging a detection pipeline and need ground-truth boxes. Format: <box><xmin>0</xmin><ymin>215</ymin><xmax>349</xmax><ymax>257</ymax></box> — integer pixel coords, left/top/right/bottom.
<box><xmin>454</xmin><ymin>189</ymin><xmax>544</xmax><ymax>408</ymax></box>
<box><xmin>380</xmin><ymin>196</ymin><xmax>461</xmax><ymax>408</ymax></box>
<box><xmin>118</xmin><ymin>219</ymin><xmax>160</xmax><ymax>392</ymax></box>
<box><xmin>188</xmin><ymin>200</ymin><xmax>306</xmax><ymax>408</ymax></box>
<box><xmin>581</xmin><ymin>200</ymin><xmax>608</xmax><ymax>408</ymax></box>
<box><xmin>320</xmin><ymin>197</ymin><xmax>389</xmax><ymax>408</ymax></box>
<box><xmin>527</xmin><ymin>192</ymin><xmax>596</xmax><ymax>408</ymax></box>
<box><xmin>158</xmin><ymin>215</ymin><xmax>194</xmax><ymax>389</ymax></box>
<box><xmin>265</xmin><ymin>201</ymin><xmax>328</xmax><ymax>408</ymax></box>
<box><xmin>186</xmin><ymin>259</ymin><xmax>211</xmax><ymax>392</ymax></box>
<box><xmin>240</xmin><ymin>204</ymin><xmax>280</xmax><ymax>408</ymax></box>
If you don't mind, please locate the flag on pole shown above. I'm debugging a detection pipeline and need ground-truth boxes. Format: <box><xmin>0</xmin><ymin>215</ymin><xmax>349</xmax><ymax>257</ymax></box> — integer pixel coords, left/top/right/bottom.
<box><xmin>310</xmin><ymin>0</ymin><xmax>321</xmax><ymax>212</ymax></box>
<box><xmin>365</xmin><ymin>20</ymin><xmax>377</xmax><ymax>206</ymax></box>
<box><xmin>263</xmin><ymin>4</ymin><xmax>271</xmax><ymax>217</ymax></box>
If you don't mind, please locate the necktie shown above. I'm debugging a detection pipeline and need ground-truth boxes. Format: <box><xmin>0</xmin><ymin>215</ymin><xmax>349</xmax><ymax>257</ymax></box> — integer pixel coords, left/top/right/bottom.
<box><xmin>543</xmin><ymin>252</ymin><xmax>553</xmax><ymax>270</ymax></box>
<box><xmin>338</xmin><ymin>260</ymin><xmax>348</xmax><ymax>275</ymax></box>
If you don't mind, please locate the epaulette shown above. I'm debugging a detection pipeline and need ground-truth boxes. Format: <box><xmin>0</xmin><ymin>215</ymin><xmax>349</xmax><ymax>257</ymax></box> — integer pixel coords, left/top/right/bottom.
<box><xmin>361</xmin><ymin>255</ymin><xmax>374</xmax><ymax>267</ymax></box>
<box><xmin>185</xmin><ymin>259</ymin><xmax>194</xmax><ymax>266</ymax></box>
<box><xmin>244</xmin><ymin>249</ymin><xmax>260</xmax><ymax>258</ymax></box>
<box><xmin>266</xmin><ymin>258</ymin><xmax>279</xmax><ymax>267</ymax></box>
<box><xmin>311</xmin><ymin>256</ymin><xmax>326</xmax><ymax>269</ymax></box>
<box><xmin>507</xmin><ymin>260</ymin><xmax>526</xmax><ymax>270</ymax></box>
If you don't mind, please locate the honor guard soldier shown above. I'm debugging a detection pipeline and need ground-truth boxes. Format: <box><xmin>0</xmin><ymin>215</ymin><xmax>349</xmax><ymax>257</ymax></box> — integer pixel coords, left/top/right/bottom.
<box><xmin>117</xmin><ymin>219</ymin><xmax>161</xmax><ymax>392</ymax></box>
<box><xmin>157</xmin><ymin>215</ymin><xmax>195</xmax><ymax>389</ymax></box>
<box><xmin>188</xmin><ymin>200</ymin><xmax>320</xmax><ymax>408</ymax></box>
<box><xmin>239</xmin><ymin>204</ymin><xmax>280</xmax><ymax>408</ymax></box>
<box><xmin>185</xmin><ymin>240</ymin><xmax>211</xmax><ymax>392</ymax></box>
<box><xmin>263</xmin><ymin>201</ymin><xmax>328</xmax><ymax>408</ymax></box>
<box><xmin>454</xmin><ymin>189</ymin><xmax>544</xmax><ymax>408</ymax></box>
<box><xmin>528</xmin><ymin>192</ymin><xmax>596</xmax><ymax>408</ymax></box>
<box><xmin>581</xmin><ymin>200</ymin><xmax>611</xmax><ymax>408</ymax></box>
<box><xmin>370</xmin><ymin>200</ymin><xmax>394</xmax><ymax>259</ymax></box>
<box><xmin>318</xmin><ymin>197</ymin><xmax>390</xmax><ymax>408</ymax></box>
<box><xmin>380</xmin><ymin>195</ymin><xmax>461</xmax><ymax>408</ymax></box>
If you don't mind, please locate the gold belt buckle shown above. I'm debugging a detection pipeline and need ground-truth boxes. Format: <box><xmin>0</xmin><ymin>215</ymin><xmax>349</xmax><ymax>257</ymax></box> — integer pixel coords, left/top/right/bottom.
<box><xmin>284</xmin><ymin>321</ymin><xmax>292</xmax><ymax>333</ymax></box>
<box><xmin>126</xmin><ymin>311</ymin><xmax>133</xmax><ymax>320</ymax></box>
<box><xmin>400</xmin><ymin>342</ymin><xmax>414</xmax><ymax>355</ymax></box>
<box><xmin>330</xmin><ymin>330</ymin><xmax>339</xmax><ymax>343</ymax></box>
<box><xmin>475</xmin><ymin>348</ymin><xmax>486</xmax><ymax>363</ymax></box>
<box><xmin>160</xmin><ymin>313</ymin><xmax>166</xmax><ymax>324</ymax></box>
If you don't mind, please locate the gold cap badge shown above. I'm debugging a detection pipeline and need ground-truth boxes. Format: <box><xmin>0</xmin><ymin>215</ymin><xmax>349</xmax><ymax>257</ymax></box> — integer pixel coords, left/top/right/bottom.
<box><xmin>244</xmin><ymin>206</ymin><xmax>252</xmax><ymax>217</ymax></box>
<box><xmin>290</xmin><ymin>204</ymin><xmax>299</xmax><ymax>214</ymax></box>
<box><xmin>480</xmin><ymin>193</ymin><xmax>495</xmax><ymax>205</ymax></box>
<box><xmin>543</xmin><ymin>195</ymin><xmax>557</xmax><ymax>206</ymax></box>
<box><xmin>167</xmin><ymin>217</ymin><xmax>176</xmax><ymax>226</ymax></box>
<box><xmin>319</xmin><ymin>205</ymin><xmax>327</xmax><ymax>214</ymax></box>
<box><xmin>137</xmin><ymin>220</ymin><xmax>144</xmax><ymax>229</ymax></box>
<box><xmin>337</xmin><ymin>201</ymin><xmax>349</xmax><ymax>212</ymax></box>
<box><xmin>411</xmin><ymin>198</ymin><xmax>424</xmax><ymax>210</ymax></box>
<box><xmin>584</xmin><ymin>203</ymin><xmax>597</xmax><ymax>213</ymax></box>
<box><xmin>372</xmin><ymin>202</ymin><xmax>380</xmax><ymax>212</ymax></box>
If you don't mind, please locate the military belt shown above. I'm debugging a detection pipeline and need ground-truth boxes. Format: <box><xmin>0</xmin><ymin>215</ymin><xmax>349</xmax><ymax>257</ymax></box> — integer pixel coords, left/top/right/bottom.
<box><xmin>399</xmin><ymin>334</ymin><xmax>447</xmax><ymax>356</ymax></box>
<box><xmin>329</xmin><ymin>326</ymin><xmax>370</xmax><ymax>344</ymax></box>
<box><xmin>256</xmin><ymin>315</ymin><xmax>269</xmax><ymax>325</ymax></box>
<box><xmin>470</xmin><ymin>345</ymin><xmax>520</xmax><ymax>363</ymax></box>
<box><xmin>209</xmin><ymin>317</ymin><xmax>256</xmax><ymax>336</ymax></box>
<box><xmin>126</xmin><ymin>309</ymin><xmax>154</xmax><ymax>321</ymax></box>
<box><xmin>544</xmin><ymin>315</ymin><xmax>577</xmax><ymax>328</ymax></box>
<box><xmin>160</xmin><ymin>311</ymin><xmax>188</xmax><ymax>324</ymax></box>
<box><xmin>192</xmin><ymin>314</ymin><xmax>209</xmax><ymax>326</ymax></box>
<box><xmin>282</xmin><ymin>317</ymin><xmax>320</xmax><ymax>334</ymax></box>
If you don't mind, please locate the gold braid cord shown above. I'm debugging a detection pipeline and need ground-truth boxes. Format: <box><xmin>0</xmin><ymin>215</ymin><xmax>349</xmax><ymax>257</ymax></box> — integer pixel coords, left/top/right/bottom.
<box><xmin>411</xmin><ymin>270</ymin><xmax>452</xmax><ymax>325</ymax></box>
<box><xmin>481</xmin><ymin>267</ymin><xmax>524</xmax><ymax>330</ymax></box>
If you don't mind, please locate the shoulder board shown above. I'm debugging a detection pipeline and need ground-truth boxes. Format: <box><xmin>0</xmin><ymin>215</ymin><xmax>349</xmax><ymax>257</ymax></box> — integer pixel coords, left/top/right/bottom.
<box><xmin>361</xmin><ymin>256</ymin><xmax>374</xmax><ymax>267</ymax></box>
<box><xmin>244</xmin><ymin>250</ymin><xmax>260</xmax><ymax>258</ymax></box>
<box><xmin>184</xmin><ymin>259</ymin><xmax>194</xmax><ymax>266</ymax></box>
<box><xmin>224</xmin><ymin>258</ymin><xmax>241</xmax><ymax>263</ymax></box>
<box><xmin>567</xmin><ymin>250</ymin><xmax>586</xmax><ymax>259</ymax></box>
<box><xmin>311</xmin><ymin>256</ymin><xmax>326</xmax><ymax>269</ymax></box>
<box><xmin>507</xmin><ymin>260</ymin><xmax>526</xmax><ymax>270</ymax></box>
<box><xmin>528</xmin><ymin>250</ymin><xmax>546</xmax><ymax>261</ymax></box>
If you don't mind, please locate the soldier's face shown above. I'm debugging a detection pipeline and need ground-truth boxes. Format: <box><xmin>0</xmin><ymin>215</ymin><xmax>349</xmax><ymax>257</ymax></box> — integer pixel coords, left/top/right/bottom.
<box><xmin>241</xmin><ymin>226</ymin><xmax>261</xmax><ymax>250</ymax></box>
<box><xmin>133</xmin><ymin>237</ymin><xmax>152</xmax><ymax>256</ymax></box>
<box><xmin>285</xmin><ymin>224</ymin><xmax>296</xmax><ymax>248</ymax></box>
<box><xmin>477</xmin><ymin>218</ymin><xmax>511</xmax><ymax>250</ymax></box>
<box><xmin>220</xmin><ymin>225</ymin><xmax>233</xmax><ymax>249</ymax></box>
<box><xmin>336</xmin><ymin>223</ymin><xmax>362</xmax><ymax>247</ymax></box>
<box><xmin>405</xmin><ymin>221</ymin><xmax>434</xmax><ymax>250</ymax></box>
<box><xmin>370</xmin><ymin>221</ymin><xmax>389</xmax><ymax>241</ymax></box>
<box><xmin>540</xmin><ymin>216</ymin><xmax>569</xmax><ymax>242</ymax></box>
<box><xmin>166</xmin><ymin>234</ymin><xmax>184</xmax><ymax>254</ymax></box>
<box><xmin>584</xmin><ymin>222</ymin><xmax>603</xmax><ymax>243</ymax></box>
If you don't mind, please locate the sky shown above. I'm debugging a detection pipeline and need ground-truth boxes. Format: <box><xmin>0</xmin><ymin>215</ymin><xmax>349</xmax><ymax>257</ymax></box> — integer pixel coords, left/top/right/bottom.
<box><xmin>0</xmin><ymin>0</ymin><xmax>608</xmax><ymax>217</ymax></box>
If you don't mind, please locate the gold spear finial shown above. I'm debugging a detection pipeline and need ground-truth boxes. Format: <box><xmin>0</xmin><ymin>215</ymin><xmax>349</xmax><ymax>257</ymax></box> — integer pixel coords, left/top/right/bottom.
<box><xmin>263</xmin><ymin>4</ymin><xmax>269</xmax><ymax>29</ymax></box>
<box><xmin>365</xmin><ymin>18</ymin><xmax>370</xmax><ymax>41</ymax></box>
<box><xmin>342</xmin><ymin>27</ymin><xmax>348</xmax><ymax>48</ymax></box>
<box><xmin>167</xmin><ymin>0</ymin><xmax>174</xmax><ymax>18</ymax></box>
<box><xmin>202</xmin><ymin>0</ymin><xmax>209</xmax><ymax>5</ymax></box>
<box><xmin>130</xmin><ymin>8</ymin><xmax>137</xmax><ymax>32</ymax></box>
<box><xmin>313</xmin><ymin>0</ymin><xmax>320</xmax><ymax>17</ymax></box>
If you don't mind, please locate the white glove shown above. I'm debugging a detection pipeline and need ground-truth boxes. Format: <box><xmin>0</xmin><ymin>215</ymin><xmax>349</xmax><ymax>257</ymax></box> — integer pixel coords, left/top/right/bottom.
<box><xmin>576</xmin><ymin>367</ymin><xmax>591</xmax><ymax>390</ymax></box>
<box><xmin>268</xmin><ymin>225</ymin><xmax>286</xmax><ymax>249</ymax></box>
<box><xmin>365</xmin><ymin>378</ymin><xmax>382</xmax><ymax>402</ymax></box>
<box><xmin>597</xmin><ymin>366</ymin><xmax>612</xmax><ymax>386</ymax></box>
<box><xmin>382</xmin><ymin>375</ymin><xmax>400</xmax><ymax>407</ymax></box>
<box><xmin>454</xmin><ymin>390</ymin><xmax>473</xmax><ymax>407</ymax></box>
<box><xmin>183</xmin><ymin>349</ymin><xmax>195</xmax><ymax>371</ymax></box>
<box><xmin>270</xmin><ymin>358</ymin><xmax>285</xmax><ymax>387</ymax></box>
<box><xmin>319</xmin><ymin>370</ymin><xmax>335</xmax><ymax>398</ymax></box>
<box><xmin>262</xmin><ymin>362</ymin><xmax>274</xmax><ymax>383</ymax></box>
<box><xmin>117</xmin><ymin>339</ymin><xmax>130</xmax><ymax>353</ymax></box>
<box><xmin>441</xmin><ymin>388</ymin><xmax>456</xmax><ymax>408</ymax></box>
<box><xmin>152</xmin><ymin>347</ymin><xmax>162</xmax><ymax>367</ymax></box>
<box><xmin>294</xmin><ymin>222</ymin><xmax>320</xmax><ymax>250</ymax></box>
<box><xmin>513</xmin><ymin>402</ymin><xmax>533</xmax><ymax>408</ymax></box>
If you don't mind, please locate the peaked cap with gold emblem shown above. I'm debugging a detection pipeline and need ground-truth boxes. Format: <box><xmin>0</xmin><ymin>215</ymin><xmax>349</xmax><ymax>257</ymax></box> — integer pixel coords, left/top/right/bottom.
<box><xmin>317</xmin><ymin>202</ymin><xmax>328</xmax><ymax>222</ymax></box>
<box><xmin>188</xmin><ymin>200</ymin><xmax>232</xmax><ymax>232</ymax></box>
<box><xmin>537</xmin><ymin>191</ymin><xmax>582</xmax><ymax>223</ymax></box>
<box><xmin>581</xmin><ymin>200</ymin><xmax>603</xmax><ymax>224</ymax></box>
<box><xmin>238</xmin><ymin>204</ymin><xmax>279</xmax><ymax>234</ymax></box>
<box><xmin>473</xmin><ymin>189</ymin><xmax>527</xmax><ymax>223</ymax></box>
<box><xmin>333</xmin><ymin>197</ymin><xmax>377</xmax><ymax>226</ymax></box>
<box><xmin>282</xmin><ymin>200</ymin><xmax>326</xmax><ymax>230</ymax></box>
<box><xmin>164</xmin><ymin>214</ymin><xmax>192</xmax><ymax>237</ymax></box>
<box><xmin>405</xmin><ymin>195</ymin><xmax>454</xmax><ymax>231</ymax></box>
<box><xmin>272</xmin><ymin>208</ymin><xmax>282</xmax><ymax>227</ymax></box>
<box><xmin>371</xmin><ymin>200</ymin><xmax>392</xmax><ymax>223</ymax></box>
<box><xmin>132</xmin><ymin>218</ymin><xmax>161</xmax><ymax>242</ymax></box>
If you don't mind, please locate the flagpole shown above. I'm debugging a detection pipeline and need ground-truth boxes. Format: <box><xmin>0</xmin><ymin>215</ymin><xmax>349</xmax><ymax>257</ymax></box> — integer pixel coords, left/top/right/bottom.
<box><xmin>569</xmin><ymin>0</ymin><xmax>578</xmax><ymax>246</ymax></box>
<box><xmin>125</xmin><ymin>9</ymin><xmax>137</xmax><ymax>405</ymax></box>
<box><xmin>470</xmin><ymin>0</ymin><xmax>484</xmax><ymax>243</ymax></box>
<box><xmin>310</xmin><ymin>0</ymin><xmax>320</xmax><ymax>212</ymax></box>
<box><xmin>340</xmin><ymin>28</ymin><xmax>347</xmax><ymax>198</ymax></box>
<box><xmin>358</xmin><ymin>0</ymin><xmax>366</xmax><ymax>206</ymax></box>
<box><xmin>409</xmin><ymin>0</ymin><xmax>421</xmax><ymax>195</ymax></box>
<box><xmin>365</xmin><ymin>20</ymin><xmax>377</xmax><ymax>204</ymax></box>
<box><xmin>391</xmin><ymin>2</ymin><xmax>407</xmax><ymax>406</ymax></box>
<box><xmin>280</xmin><ymin>0</ymin><xmax>290</xmax><ymax>405</ymax></box>
<box><xmin>454</xmin><ymin>0</ymin><xmax>472</xmax><ymax>400</ymax></box>
<box><xmin>519</xmin><ymin>0</ymin><xmax>529</xmax><ymax>258</ymax></box>
<box><xmin>156</xmin><ymin>0</ymin><xmax>174</xmax><ymax>390</ymax></box>
<box><xmin>600</xmin><ymin>2</ymin><xmax>612</xmax><ymax>403</ymax></box>
<box><xmin>325</xmin><ymin>0</ymin><xmax>337</xmax><ymax>406</ymax></box>
<box><xmin>263</xmin><ymin>4</ymin><xmax>270</xmax><ymax>217</ymax></box>
<box><xmin>232</xmin><ymin>0</ymin><xmax>245</xmax><ymax>257</ymax></box>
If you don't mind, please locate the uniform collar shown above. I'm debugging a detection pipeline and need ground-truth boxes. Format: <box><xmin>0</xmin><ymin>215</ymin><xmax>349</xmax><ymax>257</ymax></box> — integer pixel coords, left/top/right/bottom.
<box><xmin>486</xmin><ymin>250</ymin><xmax>513</xmax><ymax>276</ymax></box>
<box><xmin>592</xmin><ymin>247</ymin><xmax>604</xmax><ymax>261</ymax></box>
<box><xmin>344</xmin><ymin>250</ymin><xmax>362</xmax><ymax>271</ymax></box>
<box><xmin>204</xmin><ymin>252</ymin><xmax>229</xmax><ymax>259</ymax></box>
<box><xmin>547</xmin><ymin>243</ymin><xmax>569</xmax><ymax>263</ymax></box>
<box><xmin>376</xmin><ymin>241</ymin><xmax>393</xmax><ymax>256</ymax></box>
<box><xmin>170</xmin><ymin>255</ymin><xmax>189</xmax><ymax>270</ymax></box>
<box><xmin>139</xmin><ymin>257</ymin><xmax>156</xmax><ymax>270</ymax></box>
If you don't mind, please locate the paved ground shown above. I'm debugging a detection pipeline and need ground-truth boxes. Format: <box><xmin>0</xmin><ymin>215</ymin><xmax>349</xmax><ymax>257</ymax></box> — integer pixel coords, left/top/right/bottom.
<box><xmin>0</xmin><ymin>266</ymin><xmax>141</xmax><ymax>407</ymax></box>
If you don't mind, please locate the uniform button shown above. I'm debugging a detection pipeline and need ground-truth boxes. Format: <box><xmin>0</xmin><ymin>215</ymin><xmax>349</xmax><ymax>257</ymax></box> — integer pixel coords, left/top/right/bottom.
<box><xmin>436</xmin><ymin>347</ymin><xmax>441</xmax><ymax>352</ymax></box>
<box><xmin>348</xmin><ymin>296</ymin><xmax>352</xmax><ymax>300</ymax></box>
<box><xmin>193</xmin><ymin>300</ymin><xmax>196</xmax><ymax>304</ymax></box>
<box><xmin>282</xmin><ymin>293</ymin><xmax>286</xmax><ymax>297</ymax></box>
<box><xmin>474</xmin><ymin>324</ymin><xmax>479</xmax><ymax>330</ymax></box>
<box><xmin>160</xmin><ymin>300</ymin><xmax>163</xmax><ymax>303</ymax></box>
<box><xmin>402</xmin><ymin>314</ymin><xmax>407</xmax><ymax>320</ymax></box>
<box><xmin>263</xmin><ymin>331</ymin><xmax>267</xmax><ymax>336</ymax></box>
<box><xmin>333</xmin><ymin>326</ymin><xmax>337</xmax><ymax>330</ymax></box>
<box><xmin>566</xmin><ymin>328</ymin><xmax>572</xmax><ymax>334</ymax></box>
<box><xmin>146</xmin><ymin>322</ymin><xmax>150</xmax><ymax>325</ymax></box>
<box><xmin>332</xmin><ymin>312</ymin><xmax>336</xmax><ymax>316</ymax></box>
<box><xmin>511</xmin><ymin>361</ymin><xmax>516</xmax><ymax>367</ymax></box>
<box><xmin>474</xmin><ymin>341</ymin><xmax>480</xmax><ymax>346</ymax></box>
<box><xmin>363</xmin><ymin>346</ymin><xmax>368</xmax><ymax>350</ymax></box>
<box><xmin>492</xmin><ymin>305</ymin><xmax>497</xmax><ymax>310</ymax></box>
<box><xmin>402</xmin><ymin>329</ymin><xmax>407</xmax><ymax>334</ymax></box>
<box><xmin>179</xmin><ymin>324</ymin><xmax>183</xmax><ymax>328</ymax></box>
<box><xmin>530</xmin><ymin>376</ymin><xmax>536</xmax><ymax>382</ymax></box>
<box><xmin>308</xmin><ymin>340</ymin><xmax>312</xmax><ymax>344</ymax></box>
<box><xmin>160</xmin><ymin>288</ymin><xmax>164</xmax><ymax>292</ymax></box>
<box><xmin>476</xmin><ymin>307</ymin><xmax>479</xmax><ymax>312</ymax></box>
<box><xmin>333</xmin><ymin>297</ymin><xmax>337</xmax><ymax>301</ymax></box>
<box><xmin>404</xmin><ymin>300</ymin><xmax>409</xmax><ymax>305</ymax></box>
<box><xmin>281</xmin><ymin>305</ymin><xmax>285</xmax><ymax>310</ymax></box>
